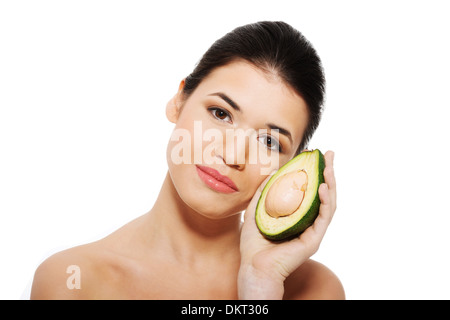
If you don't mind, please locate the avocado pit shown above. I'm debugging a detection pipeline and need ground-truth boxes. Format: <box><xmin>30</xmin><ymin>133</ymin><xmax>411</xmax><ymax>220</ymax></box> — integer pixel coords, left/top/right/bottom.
<box><xmin>264</xmin><ymin>170</ymin><xmax>308</xmax><ymax>218</ymax></box>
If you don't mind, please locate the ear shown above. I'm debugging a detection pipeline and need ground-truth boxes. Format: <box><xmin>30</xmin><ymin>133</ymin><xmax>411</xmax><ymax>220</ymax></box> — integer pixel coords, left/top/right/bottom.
<box><xmin>166</xmin><ymin>79</ymin><xmax>186</xmax><ymax>123</ymax></box>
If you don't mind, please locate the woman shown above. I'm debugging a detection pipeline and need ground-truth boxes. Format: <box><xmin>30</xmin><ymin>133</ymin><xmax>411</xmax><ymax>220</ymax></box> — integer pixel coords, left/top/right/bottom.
<box><xmin>31</xmin><ymin>21</ymin><xmax>344</xmax><ymax>299</ymax></box>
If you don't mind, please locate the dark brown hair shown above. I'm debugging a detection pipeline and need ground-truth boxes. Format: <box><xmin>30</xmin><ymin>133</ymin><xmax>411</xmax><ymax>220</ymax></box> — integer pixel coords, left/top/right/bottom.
<box><xmin>183</xmin><ymin>21</ymin><xmax>325</xmax><ymax>154</ymax></box>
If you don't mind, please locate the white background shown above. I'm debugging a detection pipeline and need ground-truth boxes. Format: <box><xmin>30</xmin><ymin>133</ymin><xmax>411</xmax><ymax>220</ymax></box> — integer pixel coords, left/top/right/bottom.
<box><xmin>1</xmin><ymin>0</ymin><xmax>449</xmax><ymax>300</ymax></box>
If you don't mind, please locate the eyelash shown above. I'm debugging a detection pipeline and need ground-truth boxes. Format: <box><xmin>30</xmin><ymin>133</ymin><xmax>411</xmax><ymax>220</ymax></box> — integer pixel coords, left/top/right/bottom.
<box><xmin>208</xmin><ymin>107</ymin><xmax>283</xmax><ymax>153</ymax></box>
<box><xmin>208</xmin><ymin>107</ymin><xmax>232</xmax><ymax>123</ymax></box>
<box><xmin>258</xmin><ymin>134</ymin><xmax>282</xmax><ymax>153</ymax></box>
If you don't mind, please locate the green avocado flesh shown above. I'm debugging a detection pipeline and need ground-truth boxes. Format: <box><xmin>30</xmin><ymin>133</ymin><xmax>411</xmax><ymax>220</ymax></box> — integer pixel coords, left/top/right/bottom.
<box><xmin>255</xmin><ymin>149</ymin><xmax>325</xmax><ymax>241</ymax></box>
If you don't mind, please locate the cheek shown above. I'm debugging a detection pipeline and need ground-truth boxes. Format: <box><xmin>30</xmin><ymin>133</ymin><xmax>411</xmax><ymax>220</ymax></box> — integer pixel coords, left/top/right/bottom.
<box><xmin>249</xmin><ymin>146</ymin><xmax>281</xmax><ymax>175</ymax></box>
<box><xmin>166</xmin><ymin>103</ymin><xmax>220</xmax><ymax>166</ymax></box>
<box><xmin>166</xmin><ymin>129</ymin><xmax>193</xmax><ymax>167</ymax></box>
<box><xmin>165</xmin><ymin>108</ymin><xmax>200</xmax><ymax>167</ymax></box>
<box><xmin>241</xmin><ymin>164</ymin><xmax>271</xmax><ymax>197</ymax></box>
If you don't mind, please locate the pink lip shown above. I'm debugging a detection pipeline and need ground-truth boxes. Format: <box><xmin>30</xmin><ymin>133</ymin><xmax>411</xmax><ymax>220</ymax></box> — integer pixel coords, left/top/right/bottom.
<box><xmin>195</xmin><ymin>165</ymin><xmax>238</xmax><ymax>194</ymax></box>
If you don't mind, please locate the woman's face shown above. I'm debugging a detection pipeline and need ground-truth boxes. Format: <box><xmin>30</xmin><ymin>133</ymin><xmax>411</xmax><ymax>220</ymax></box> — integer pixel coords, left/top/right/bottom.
<box><xmin>166</xmin><ymin>60</ymin><xmax>309</xmax><ymax>219</ymax></box>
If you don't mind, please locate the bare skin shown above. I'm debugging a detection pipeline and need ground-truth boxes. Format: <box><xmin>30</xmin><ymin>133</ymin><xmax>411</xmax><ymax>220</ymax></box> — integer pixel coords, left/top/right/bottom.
<box><xmin>31</xmin><ymin>61</ymin><xmax>344</xmax><ymax>300</ymax></box>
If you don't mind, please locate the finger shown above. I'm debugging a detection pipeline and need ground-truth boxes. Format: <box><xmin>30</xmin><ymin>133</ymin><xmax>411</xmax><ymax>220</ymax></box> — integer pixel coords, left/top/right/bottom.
<box><xmin>318</xmin><ymin>182</ymin><xmax>334</xmax><ymax>222</ymax></box>
<box><xmin>324</xmin><ymin>150</ymin><xmax>335</xmax><ymax>167</ymax></box>
<box><xmin>284</xmin><ymin>183</ymin><xmax>333</xmax><ymax>258</ymax></box>
<box><xmin>323</xmin><ymin>151</ymin><xmax>335</xmax><ymax>188</ymax></box>
<box><xmin>304</xmin><ymin>183</ymin><xmax>333</xmax><ymax>241</ymax></box>
<box><xmin>323</xmin><ymin>150</ymin><xmax>336</xmax><ymax>208</ymax></box>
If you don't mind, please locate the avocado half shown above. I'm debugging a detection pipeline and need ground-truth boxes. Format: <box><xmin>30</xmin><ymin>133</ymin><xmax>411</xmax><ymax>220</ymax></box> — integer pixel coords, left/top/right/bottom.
<box><xmin>255</xmin><ymin>149</ymin><xmax>325</xmax><ymax>241</ymax></box>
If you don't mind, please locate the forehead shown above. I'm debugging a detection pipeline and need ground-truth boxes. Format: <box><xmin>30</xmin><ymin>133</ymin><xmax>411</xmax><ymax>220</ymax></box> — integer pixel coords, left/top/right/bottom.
<box><xmin>190</xmin><ymin>60</ymin><xmax>309</xmax><ymax>149</ymax></box>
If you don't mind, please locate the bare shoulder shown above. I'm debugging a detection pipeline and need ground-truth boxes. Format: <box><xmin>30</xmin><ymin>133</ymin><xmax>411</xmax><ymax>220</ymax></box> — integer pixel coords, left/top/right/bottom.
<box><xmin>31</xmin><ymin>246</ymin><xmax>85</xmax><ymax>299</ymax></box>
<box><xmin>30</xmin><ymin>242</ymin><xmax>111</xmax><ymax>299</ymax></box>
<box><xmin>283</xmin><ymin>259</ymin><xmax>345</xmax><ymax>300</ymax></box>
<box><xmin>31</xmin><ymin>215</ymin><xmax>153</xmax><ymax>299</ymax></box>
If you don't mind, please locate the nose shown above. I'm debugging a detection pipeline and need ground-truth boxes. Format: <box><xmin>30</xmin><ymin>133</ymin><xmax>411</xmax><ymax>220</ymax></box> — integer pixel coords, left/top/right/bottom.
<box><xmin>220</xmin><ymin>130</ymin><xmax>248</xmax><ymax>170</ymax></box>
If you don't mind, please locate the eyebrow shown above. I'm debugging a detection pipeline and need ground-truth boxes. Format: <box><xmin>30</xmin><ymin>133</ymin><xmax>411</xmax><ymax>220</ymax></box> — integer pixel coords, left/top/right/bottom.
<box><xmin>266</xmin><ymin>123</ymin><xmax>293</xmax><ymax>145</ymax></box>
<box><xmin>208</xmin><ymin>92</ymin><xmax>241</xmax><ymax>112</ymax></box>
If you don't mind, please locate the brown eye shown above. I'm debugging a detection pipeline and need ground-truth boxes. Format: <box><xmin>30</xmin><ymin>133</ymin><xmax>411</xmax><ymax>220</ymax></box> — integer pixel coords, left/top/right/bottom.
<box><xmin>258</xmin><ymin>134</ymin><xmax>282</xmax><ymax>152</ymax></box>
<box><xmin>209</xmin><ymin>107</ymin><xmax>232</xmax><ymax>123</ymax></box>
<box><xmin>216</xmin><ymin>109</ymin><xmax>227</xmax><ymax>119</ymax></box>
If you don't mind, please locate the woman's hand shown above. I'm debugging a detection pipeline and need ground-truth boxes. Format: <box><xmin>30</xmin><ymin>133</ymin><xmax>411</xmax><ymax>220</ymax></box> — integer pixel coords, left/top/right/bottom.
<box><xmin>238</xmin><ymin>150</ymin><xmax>337</xmax><ymax>299</ymax></box>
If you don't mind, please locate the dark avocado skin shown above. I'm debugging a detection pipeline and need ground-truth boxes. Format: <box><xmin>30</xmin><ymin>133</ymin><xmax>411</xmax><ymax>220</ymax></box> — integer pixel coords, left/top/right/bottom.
<box><xmin>257</xmin><ymin>150</ymin><xmax>325</xmax><ymax>241</ymax></box>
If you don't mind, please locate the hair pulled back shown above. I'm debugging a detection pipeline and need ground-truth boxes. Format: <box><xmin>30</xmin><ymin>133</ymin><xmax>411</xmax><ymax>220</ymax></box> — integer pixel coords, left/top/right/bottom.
<box><xmin>183</xmin><ymin>21</ymin><xmax>325</xmax><ymax>153</ymax></box>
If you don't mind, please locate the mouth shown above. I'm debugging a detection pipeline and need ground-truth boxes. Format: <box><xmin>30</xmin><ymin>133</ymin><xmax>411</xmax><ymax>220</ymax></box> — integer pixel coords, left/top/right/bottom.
<box><xmin>195</xmin><ymin>165</ymin><xmax>239</xmax><ymax>194</ymax></box>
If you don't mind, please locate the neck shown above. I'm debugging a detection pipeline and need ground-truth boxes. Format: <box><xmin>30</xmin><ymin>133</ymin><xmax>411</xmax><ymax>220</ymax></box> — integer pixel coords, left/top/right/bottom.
<box><xmin>144</xmin><ymin>172</ymin><xmax>242</xmax><ymax>264</ymax></box>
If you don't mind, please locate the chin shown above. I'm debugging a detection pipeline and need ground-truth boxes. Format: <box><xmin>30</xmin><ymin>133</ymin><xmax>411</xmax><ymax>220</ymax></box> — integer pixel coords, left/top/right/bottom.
<box><xmin>182</xmin><ymin>183</ymin><xmax>243</xmax><ymax>220</ymax></box>
<box><xmin>168</xmin><ymin>164</ymin><xmax>244</xmax><ymax>220</ymax></box>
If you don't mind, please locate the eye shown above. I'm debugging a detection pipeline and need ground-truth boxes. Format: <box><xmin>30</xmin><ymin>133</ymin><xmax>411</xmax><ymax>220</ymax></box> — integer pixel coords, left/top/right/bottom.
<box><xmin>258</xmin><ymin>134</ymin><xmax>282</xmax><ymax>152</ymax></box>
<box><xmin>208</xmin><ymin>107</ymin><xmax>232</xmax><ymax>123</ymax></box>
